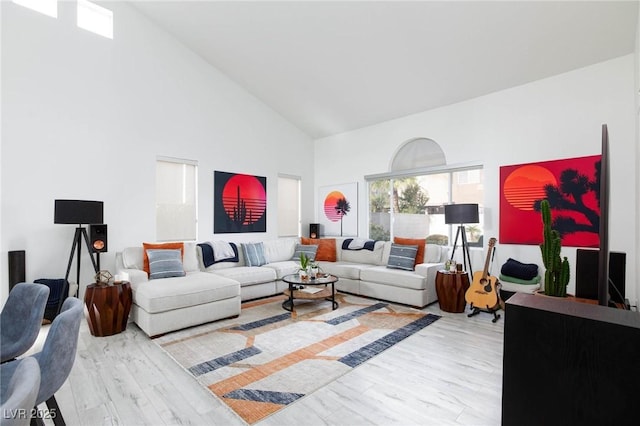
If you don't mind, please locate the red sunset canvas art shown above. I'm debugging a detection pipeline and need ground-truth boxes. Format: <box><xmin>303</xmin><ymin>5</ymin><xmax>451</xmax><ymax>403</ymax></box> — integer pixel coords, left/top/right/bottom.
<box><xmin>499</xmin><ymin>155</ymin><xmax>601</xmax><ymax>247</ymax></box>
<box><xmin>214</xmin><ymin>171</ymin><xmax>267</xmax><ymax>233</ymax></box>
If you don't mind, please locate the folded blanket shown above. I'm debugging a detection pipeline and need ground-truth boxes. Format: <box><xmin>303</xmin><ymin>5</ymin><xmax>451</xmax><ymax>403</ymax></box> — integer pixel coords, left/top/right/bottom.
<box><xmin>198</xmin><ymin>243</ymin><xmax>215</xmax><ymax>267</ymax></box>
<box><xmin>499</xmin><ymin>274</ymin><xmax>541</xmax><ymax>285</ymax></box>
<box><xmin>198</xmin><ymin>242</ymin><xmax>239</xmax><ymax>268</ymax></box>
<box><xmin>342</xmin><ymin>238</ymin><xmax>376</xmax><ymax>251</ymax></box>
<box><xmin>210</xmin><ymin>240</ymin><xmax>236</xmax><ymax>261</ymax></box>
<box><xmin>500</xmin><ymin>258</ymin><xmax>539</xmax><ymax>281</ymax></box>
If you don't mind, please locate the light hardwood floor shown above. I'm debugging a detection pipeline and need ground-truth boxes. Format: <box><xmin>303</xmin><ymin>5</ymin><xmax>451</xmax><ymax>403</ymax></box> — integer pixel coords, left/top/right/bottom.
<box><xmin>47</xmin><ymin>300</ymin><xmax>504</xmax><ymax>426</ymax></box>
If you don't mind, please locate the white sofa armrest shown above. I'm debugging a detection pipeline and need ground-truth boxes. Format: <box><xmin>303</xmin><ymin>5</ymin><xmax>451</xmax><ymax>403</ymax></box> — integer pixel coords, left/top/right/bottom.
<box><xmin>116</xmin><ymin>268</ymin><xmax>148</xmax><ymax>291</ymax></box>
<box><xmin>414</xmin><ymin>262</ymin><xmax>445</xmax><ymax>278</ymax></box>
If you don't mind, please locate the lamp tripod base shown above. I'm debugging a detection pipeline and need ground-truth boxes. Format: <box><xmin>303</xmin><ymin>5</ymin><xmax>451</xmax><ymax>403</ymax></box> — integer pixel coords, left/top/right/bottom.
<box><xmin>450</xmin><ymin>225</ymin><xmax>473</xmax><ymax>278</ymax></box>
<box><xmin>64</xmin><ymin>226</ymin><xmax>98</xmax><ymax>297</ymax></box>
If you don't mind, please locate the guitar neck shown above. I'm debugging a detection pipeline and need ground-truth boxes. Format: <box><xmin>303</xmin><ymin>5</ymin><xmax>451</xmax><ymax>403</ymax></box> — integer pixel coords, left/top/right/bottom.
<box><xmin>481</xmin><ymin>238</ymin><xmax>497</xmax><ymax>279</ymax></box>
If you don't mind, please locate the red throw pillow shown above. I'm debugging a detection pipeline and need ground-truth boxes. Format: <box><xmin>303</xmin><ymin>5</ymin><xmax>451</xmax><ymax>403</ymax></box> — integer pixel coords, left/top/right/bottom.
<box><xmin>393</xmin><ymin>237</ymin><xmax>426</xmax><ymax>266</ymax></box>
<box><xmin>302</xmin><ymin>237</ymin><xmax>336</xmax><ymax>262</ymax></box>
<box><xmin>142</xmin><ymin>242</ymin><xmax>185</xmax><ymax>275</ymax></box>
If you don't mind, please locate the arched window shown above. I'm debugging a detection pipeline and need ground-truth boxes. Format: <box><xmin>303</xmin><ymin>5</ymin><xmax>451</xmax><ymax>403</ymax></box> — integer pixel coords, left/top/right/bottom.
<box><xmin>366</xmin><ymin>138</ymin><xmax>484</xmax><ymax>247</ymax></box>
<box><xmin>390</xmin><ymin>138</ymin><xmax>446</xmax><ymax>171</ymax></box>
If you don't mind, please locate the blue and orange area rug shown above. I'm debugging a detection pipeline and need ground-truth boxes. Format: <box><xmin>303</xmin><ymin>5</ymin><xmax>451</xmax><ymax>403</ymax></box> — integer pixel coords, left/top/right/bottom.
<box><xmin>155</xmin><ymin>294</ymin><xmax>440</xmax><ymax>424</ymax></box>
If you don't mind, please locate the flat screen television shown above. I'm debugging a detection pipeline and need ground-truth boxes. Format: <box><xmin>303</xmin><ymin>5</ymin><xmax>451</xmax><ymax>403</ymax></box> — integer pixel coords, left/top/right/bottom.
<box><xmin>597</xmin><ymin>124</ymin><xmax>609</xmax><ymax>306</ymax></box>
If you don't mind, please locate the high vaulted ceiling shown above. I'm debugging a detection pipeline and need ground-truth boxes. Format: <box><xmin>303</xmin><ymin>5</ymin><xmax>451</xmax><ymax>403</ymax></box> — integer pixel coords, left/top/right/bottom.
<box><xmin>131</xmin><ymin>1</ymin><xmax>638</xmax><ymax>139</ymax></box>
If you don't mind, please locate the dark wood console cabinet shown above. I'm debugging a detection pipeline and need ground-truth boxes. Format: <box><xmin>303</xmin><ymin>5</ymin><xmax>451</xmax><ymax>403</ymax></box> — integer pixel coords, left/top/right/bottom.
<box><xmin>502</xmin><ymin>293</ymin><xmax>640</xmax><ymax>425</ymax></box>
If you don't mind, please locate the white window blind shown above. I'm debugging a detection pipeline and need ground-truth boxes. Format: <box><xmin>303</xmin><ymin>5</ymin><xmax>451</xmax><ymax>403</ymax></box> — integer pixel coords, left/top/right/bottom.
<box><xmin>278</xmin><ymin>175</ymin><xmax>300</xmax><ymax>237</ymax></box>
<box><xmin>156</xmin><ymin>158</ymin><xmax>197</xmax><ymax>241</ymax></box>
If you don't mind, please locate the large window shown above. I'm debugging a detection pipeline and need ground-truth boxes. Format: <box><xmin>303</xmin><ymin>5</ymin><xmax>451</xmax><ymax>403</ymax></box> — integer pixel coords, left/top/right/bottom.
<box><xmin>368</xmin><ymin>167</ymin><xmax>484</xmax><ymax>245</ymax></box>
<box><xmin>156</xmin><ymin>157</ymin><xmax>198</xmax><ymax>241</ymax></box>
<box><xmin>278</xmin><ymin>175</ymin><xmax>301</xmax><ymax>237</ymax></box>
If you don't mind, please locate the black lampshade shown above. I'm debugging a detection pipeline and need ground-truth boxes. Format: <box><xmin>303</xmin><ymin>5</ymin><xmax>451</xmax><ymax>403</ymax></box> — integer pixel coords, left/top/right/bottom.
<box><xmin>444</xmin><ymin>203</ymin><xmax>479</xmax><ymax>224</ymax></box>
<box><xmin>54</xmin><ymin>200</ymin><xmax>104</xmax><ymax>225</ymax></box>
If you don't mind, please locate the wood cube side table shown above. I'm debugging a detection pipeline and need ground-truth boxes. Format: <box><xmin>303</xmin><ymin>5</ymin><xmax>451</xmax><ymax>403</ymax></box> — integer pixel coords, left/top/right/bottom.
<box><xmin>84</xmin><ymin>281</ymin><xmax>132</xmax><ymax>337</ymax></box>
<box><xmin>435</xmin><ymin>270</ymin><xmax>470</xmax><ymax>313</ymax></box>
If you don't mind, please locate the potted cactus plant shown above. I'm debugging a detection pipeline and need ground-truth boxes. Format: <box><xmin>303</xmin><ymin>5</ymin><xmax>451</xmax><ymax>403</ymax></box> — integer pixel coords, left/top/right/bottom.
<box><xmin>539</xmin><ymin>199</ymin><xmax>570</xmax><ymax>297</ymax></box>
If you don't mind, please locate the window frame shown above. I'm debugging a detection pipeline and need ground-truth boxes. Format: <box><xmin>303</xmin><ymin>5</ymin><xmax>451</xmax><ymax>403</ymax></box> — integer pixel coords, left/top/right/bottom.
<box><xmin>365</xmin><ymin>162</ymin><xmax>484</xmax><ymax>244</ymax></box>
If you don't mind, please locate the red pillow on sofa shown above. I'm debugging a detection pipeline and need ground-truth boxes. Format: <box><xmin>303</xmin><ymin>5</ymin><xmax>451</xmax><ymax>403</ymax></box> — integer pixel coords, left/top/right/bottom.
<box><xmin>393</xmin><ymin>237</ymin><xmax>426</xmax><ymax>266</ymax></box>
<box><xmin>302</xmin><ymin>237</ymin><xmax>336</xmax><ymax>262</ymax></box>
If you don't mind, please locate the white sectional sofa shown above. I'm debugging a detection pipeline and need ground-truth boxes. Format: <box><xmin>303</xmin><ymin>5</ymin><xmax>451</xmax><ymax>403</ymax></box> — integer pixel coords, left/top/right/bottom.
<box><xmin>318</xmin><ymin>239</ymin><xmax>448</xmax><ymax>308</ymax></box>
<box><xmin>198</xmin><ymin>238</ymin><xmax>300</xmax><ymax>301</ymax></box>
<box><xmin>116</xmin><ymin>237</ymin><xmax>447</xmax><ymax>336</ymax></box>
<box><xmin>115</xmin><ymin>242</ymin><xmax>242</xmax><ymax>337</ymax></box>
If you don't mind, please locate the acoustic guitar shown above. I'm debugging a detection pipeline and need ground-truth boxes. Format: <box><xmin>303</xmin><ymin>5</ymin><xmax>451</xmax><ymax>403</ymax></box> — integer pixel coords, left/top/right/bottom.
<box><xmin>465</xmin><ymin>237</ymin><xmax>499</xmax><ymax>310</ymax></box>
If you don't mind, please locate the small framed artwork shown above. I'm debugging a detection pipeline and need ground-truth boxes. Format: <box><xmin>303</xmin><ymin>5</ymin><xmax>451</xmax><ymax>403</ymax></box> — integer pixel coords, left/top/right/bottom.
<box><xmin>318</xmin><ymin>183</ymin><xmax>358</xmax><ymax>237</ymax></box>
<box><xmin>214</xmin><ymin>171</ymin><xmax>267</xmax><ymax>233</ymax></box>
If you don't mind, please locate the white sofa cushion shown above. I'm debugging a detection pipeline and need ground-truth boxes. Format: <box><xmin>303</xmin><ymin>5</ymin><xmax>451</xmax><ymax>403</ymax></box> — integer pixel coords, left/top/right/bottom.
<box><xmin>360</xmin><ymin>266</ymin><xmax>427</xmax><ymax>290</ymax></box>
<box><xmin>318</xmin><ymin>261</ymin><xmax>375</xmax><ymax>280</ymax></box>
<box><xmin>263</xmin><ymin>238</ymin><xmax>298</xmax><ymax>262</ymax></box>
<box><xmin>340</xmin><ymin>241</ymin><xmax>386</xmax><ymax>265</ymax></box>
<box><xmin>134</xmin><ymin>272</ymin><xmax>239</xmax><ymax>314</ymax></box>
<box><xmin>210</xmin><ymin>266</ymin><xmax>276</xmax><ymax>286</ymax></box>
<box><xmin>262</xmin><ymin>261</ymin><xmax>299</xmax><ymax>280</ymax></box>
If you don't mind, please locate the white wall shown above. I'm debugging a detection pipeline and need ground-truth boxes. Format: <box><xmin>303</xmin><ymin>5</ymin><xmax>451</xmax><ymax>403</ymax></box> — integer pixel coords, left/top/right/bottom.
<box><xmin>1</xmin><ymin>2</ymin><xmax>314</xmax><ymax>304</ymax></box>
<box><xmin>314</xmin><ymin>55</ymin><xmax>638</xmax><ymax>305</ymax></box>
<box><xmin>635</xmin><ymin>0</ymin><xmax>640</xmax><ymax>311</ymax></box>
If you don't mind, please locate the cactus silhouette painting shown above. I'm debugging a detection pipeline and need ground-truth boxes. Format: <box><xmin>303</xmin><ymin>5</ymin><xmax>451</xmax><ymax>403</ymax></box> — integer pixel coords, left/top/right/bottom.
<box><xmin>214</xmin><ymin>171</ymin><xmax>266</xmax><ymax>233</ymax></box>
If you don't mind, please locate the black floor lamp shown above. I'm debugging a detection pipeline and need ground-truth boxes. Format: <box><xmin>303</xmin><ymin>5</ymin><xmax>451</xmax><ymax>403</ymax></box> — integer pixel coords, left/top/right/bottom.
<box><xmin>55</xmin><ymin>200</ymin><xmax>104</xmax><ymax>296</ymax></box>
<box><xmin>445</xmin><ymin>203</ymin><xmax>479</xmax><ymax>277</ymax></box>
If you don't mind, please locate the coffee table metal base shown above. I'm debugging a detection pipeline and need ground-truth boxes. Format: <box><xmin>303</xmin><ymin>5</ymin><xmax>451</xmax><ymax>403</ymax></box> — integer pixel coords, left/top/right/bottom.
<box><xmin>281</xmin><ymin>274</ymin><xmax>339</xmax><ymax>312</ymax></box>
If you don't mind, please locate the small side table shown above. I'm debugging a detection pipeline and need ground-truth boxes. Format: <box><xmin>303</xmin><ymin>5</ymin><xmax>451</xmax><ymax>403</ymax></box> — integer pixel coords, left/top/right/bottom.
<box><xmin>435</xmin><ymin>270</ymin><xmax>470</xmax><ymax>313</ymax></box>
<box><xmin>84</xmin><ymin>281</ymin><xmax>132</xmax><ymax>337</ymax></box>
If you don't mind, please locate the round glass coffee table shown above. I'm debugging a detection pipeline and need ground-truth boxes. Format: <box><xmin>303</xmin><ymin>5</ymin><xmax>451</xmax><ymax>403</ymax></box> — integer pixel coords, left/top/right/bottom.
<box><xmin>282</xmin><ymin>273</ymin><xmax>339</xmax><ymax>311</ymax></box>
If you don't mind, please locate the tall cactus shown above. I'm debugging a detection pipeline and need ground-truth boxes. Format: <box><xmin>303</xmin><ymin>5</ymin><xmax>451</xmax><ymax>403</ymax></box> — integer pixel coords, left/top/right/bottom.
<box><xmin>539</xmin><ymin>199</ymin><xmax>570</xmax><ymax>297</ymax></box>
<box><xmin>232</xmin><ymin>186</ymin><xmax>247</xmax><ymax>225</ymax></box>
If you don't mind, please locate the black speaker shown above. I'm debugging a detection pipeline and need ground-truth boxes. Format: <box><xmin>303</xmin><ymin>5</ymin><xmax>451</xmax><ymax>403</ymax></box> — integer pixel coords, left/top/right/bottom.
<box><xmin>309</xmin><ymin>223</ymin><xmax>320</xmax><ymax>239</ymax></box>
<box><xmin>89</xmin><ymin>224</ymin><xmax>108</xmax><ymax>253</ymax></box>
<box><xmin>8</xmin><ymin>250</ymin><xmax>26</xmax><ymax>291</ymax></box>
<box><xmin>576</xmin><ymin>249</ymin><xmax>625</xmax><ymax>303</ymax></box>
